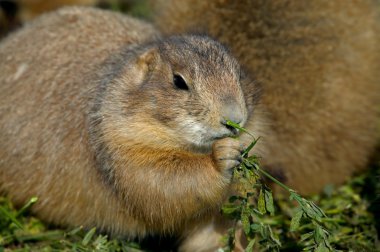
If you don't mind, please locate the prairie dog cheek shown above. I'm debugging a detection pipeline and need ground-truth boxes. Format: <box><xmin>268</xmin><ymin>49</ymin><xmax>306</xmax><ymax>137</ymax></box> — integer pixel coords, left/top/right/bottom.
<box><xmin>177</xmin><ymin>118</ymin><xmax>210</xmax><ymax>147</ymax></box>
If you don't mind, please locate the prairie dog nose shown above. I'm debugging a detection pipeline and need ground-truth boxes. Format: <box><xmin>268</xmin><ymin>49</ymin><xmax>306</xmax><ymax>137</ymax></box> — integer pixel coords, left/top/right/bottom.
<box><xmin>220</xmin><ymin>101</ymin><xmax>244</xmax><ymax>135</ymax></box>
<box><xmin>221</xmin><ymin>101</ymin><xmax>244</xmax><ymax>124</ymax></box>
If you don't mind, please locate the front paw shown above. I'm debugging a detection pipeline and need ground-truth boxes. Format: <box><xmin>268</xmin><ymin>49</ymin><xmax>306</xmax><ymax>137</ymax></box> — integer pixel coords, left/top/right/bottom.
<box><xmin>212</xmin><ymin>138</ymin><xmax>244</xmax><ymax>177</ymax></box>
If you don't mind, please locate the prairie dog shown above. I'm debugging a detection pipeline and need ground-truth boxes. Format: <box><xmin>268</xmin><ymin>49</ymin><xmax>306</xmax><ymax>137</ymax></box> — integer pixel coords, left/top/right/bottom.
<box><xmin>153</xmin><ymin>0</ymin><xmax>380</xmax><ymax>194</ymax></box>
<box><xmin>0</xmin><ymin>6</ymin><xmax>265</xmax><ymax>248</ymax></box>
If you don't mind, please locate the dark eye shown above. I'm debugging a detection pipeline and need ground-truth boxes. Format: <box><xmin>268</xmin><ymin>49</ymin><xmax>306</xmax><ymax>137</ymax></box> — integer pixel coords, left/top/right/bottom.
<box><xmin>173</xmin><ymin>74</ymin><xmax>189</xmax><ymax>90</ymax></box>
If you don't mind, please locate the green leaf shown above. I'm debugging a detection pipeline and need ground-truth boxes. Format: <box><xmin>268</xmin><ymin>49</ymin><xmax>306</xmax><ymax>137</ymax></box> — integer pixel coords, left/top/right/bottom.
<box><xmin>241</xmin><ymin>138</ymin><xmax>260</xmax><ymax>158</ymax></box>
<box><xmin>314</xmin><ymin>225</ymin><xmax>326</xmax><ymax>244</ymax></box>
<box><xmin>244</xmin><ymin>168</ymin><xmax>254</xmax><ymax>180</ymax></box>
<box><xmin>264</xmin><ymin>189</ymin><xmax>275</xmax><ymax>215</ymax></box>
<box><xmin>290</xmin><ymin>209</ymin><xmax>303</xmax><ymax>232</ymax></box>
<box><xmin>93</xmin><ymin>235</ymin><xmax>108</xmax><ymax>250</ymax></box>
<box><xmin>309</xmin><ymin>201</ymin><xmax>326</xmax><ymax>218</ymax></box>
<box><xmin>0</xmin><ymin>206</ymin><xmax>23</xmax><ymax>229</ymax></box>
<box><xmin>245</xmin><ymin>239</ymin><xmax>255</xmax><ymax>252</ymax></box>
<box><xmin>67</xmin><ymin>226</ymin><xmax>83</xmax><ymax>236</ymax></box>
<box><xmin>15</xmin><ymin>230</ymin><xmax>63</xmax><ymax>242</ymax></box>
<box><xmin>315</xmin><ymin>242</ymin><xmax>329</xmax><ymax>252</ymax></box>
<box><xmin>303</xmin><ymin>245</ymin><xmax>316</xmax><ymax>251</ymax></box>
<box><xmin>300</xmin><ymin>231</ymin><xmax>314</xmax><ymax>242</ymax></box>
<box><xmin>241</xmin><ymin>205</ymin><xmax>251</xmax><ymax>235</ymax></box>
<box><xmin>246</xmin><ymin>155</ymin><xmax>260</xmax><ymax>165</ymax></box>
<box><xmin>16</xmin><ymin>197</ymin><xmax>38</xmax><ymax>217</ymax></box>
<box><xmin>258</xmin><ymin>189</ymin><xmax>266</xmax><ymax>214</ymax></box>
<box><xmin>222</xmin><ymin>204</ymin><xmax>241</xmax><ymax>214</ymax></box>
<box><xmin>82</xmin><ymin>227</ymin><xmax>96</xmax><ymax>246</ymax></box>
<box><xmin>228</xmin><ymin>195</ymin><xmax>240</xmax><ymax>203</ymax></box>
<box><xmin>302</xmin><ymin>202</ymin><xmax>320</xmax><ymax>221</ymax></box>
<box><xmin>225</xmin><ymin>120</ymin><xmax>251</xmax><ymax>136</ymax></box>
<box><xmin>267</xmin><ymin>225</ymin><xmax>282</xmax><ymax>246</ymax></box>
<box><xmin>250</xmin><ymin>223</ymin><xmax>262</xmax><ymax>232</ymax></box>
<box><xmin>243</xmin><ymin>159</ymin><xmax>254</xmax><ymax>168</ymax></box>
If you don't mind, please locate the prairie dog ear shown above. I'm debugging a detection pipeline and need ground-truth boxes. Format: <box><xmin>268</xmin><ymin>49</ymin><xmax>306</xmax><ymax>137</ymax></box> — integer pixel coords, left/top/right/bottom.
<box><xmin>136</xmin><ymin>47</ymin><xmax>159</xmax><ymax>72</ymax></box>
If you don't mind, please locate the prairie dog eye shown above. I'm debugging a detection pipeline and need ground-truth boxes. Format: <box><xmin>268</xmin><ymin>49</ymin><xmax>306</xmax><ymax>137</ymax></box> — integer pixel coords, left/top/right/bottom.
<box><xmin>173</xmin><ymin>74</ymin><xmax>189</xmax><ymax>90</ymax></box>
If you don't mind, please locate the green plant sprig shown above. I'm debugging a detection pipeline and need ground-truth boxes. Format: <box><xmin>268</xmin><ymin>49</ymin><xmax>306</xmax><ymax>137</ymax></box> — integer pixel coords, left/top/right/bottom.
<box><xmin>223</xmin><ymin>120</ymin><xmax>336</xmax><ymax>252</ymax></box>
<box><xmin>0</xmin><ymin>197</ymin><xmax>142</xmax><ymax>251</ymax></box>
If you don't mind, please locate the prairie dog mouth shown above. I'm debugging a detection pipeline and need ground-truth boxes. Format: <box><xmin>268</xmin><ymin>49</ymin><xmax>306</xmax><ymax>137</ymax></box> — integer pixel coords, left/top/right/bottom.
<box><xmin>177</xmin><ymin>118</ymin><xmax>242</xmax><ymax>152</ymax></box>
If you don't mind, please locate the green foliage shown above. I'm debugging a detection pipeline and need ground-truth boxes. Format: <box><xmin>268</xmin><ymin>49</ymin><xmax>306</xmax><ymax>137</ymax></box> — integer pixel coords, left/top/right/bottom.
<box><xmin>0</xmin><ymin>197</ymin><xmax>141</xmax><ymax>251</ymax></box>
<box><xmin>221</xmin><ymin>120</ymin><xmax>379</xmax><ymax>251</ymax></box>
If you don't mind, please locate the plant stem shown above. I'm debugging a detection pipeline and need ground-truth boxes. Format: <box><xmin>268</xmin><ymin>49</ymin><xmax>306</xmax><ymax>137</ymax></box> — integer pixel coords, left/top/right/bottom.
<box><xmin>253</xmin><ymin>163</ymin><xmax>292</xmax><ymax>193</ymax></box>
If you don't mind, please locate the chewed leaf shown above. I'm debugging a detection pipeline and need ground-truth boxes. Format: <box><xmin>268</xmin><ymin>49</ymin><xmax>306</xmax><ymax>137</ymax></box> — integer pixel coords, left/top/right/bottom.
<box><xmin>226</xmin><ymin>120</ymin><xmax>255</xmax><ymax>138</ymax></box>
<box><xmin>290</xmin><ymin>209</ymin><xmax>303</xmax><ymax>232</ymax></box>
<box><xmin>225</xmin><ymin>119</ymin><xmax>245</xmax><ymax>132</ymax></box>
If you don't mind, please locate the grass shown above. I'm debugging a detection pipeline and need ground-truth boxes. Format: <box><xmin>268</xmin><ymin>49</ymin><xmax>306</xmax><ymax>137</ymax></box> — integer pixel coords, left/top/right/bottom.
<box><xmin>0</xmin><ymin>196</ymin><xmax>143</xmax><ymax>251</ymax></box>
<box><xmin>1</xmin><ymin>172</ymin><xmax>378</xmax><ymax>251</ymax></box>
<box><xmin>0</xmin><ymin>122</ymin><xmax>379</xmax><ymax>251</ymax></box>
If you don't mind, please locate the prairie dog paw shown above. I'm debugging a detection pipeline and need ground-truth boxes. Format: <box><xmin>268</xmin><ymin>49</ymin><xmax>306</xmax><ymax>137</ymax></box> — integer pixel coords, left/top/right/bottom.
<box><xmin>212</xmin><ymin>138</ymin><xmax>244</xmax><ymax>176</ymax></box>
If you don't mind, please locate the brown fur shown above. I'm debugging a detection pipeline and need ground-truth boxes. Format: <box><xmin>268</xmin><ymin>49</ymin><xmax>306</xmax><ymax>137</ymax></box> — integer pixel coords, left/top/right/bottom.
<box><xmin>153</xmin><ymin>0</ymin><xmax>380</xmax><ymax>194</ymax></box>
<box><xmin>0</xmin><ymin>6</ymin><xmax>266</xmax><ymax>250</ymax></box>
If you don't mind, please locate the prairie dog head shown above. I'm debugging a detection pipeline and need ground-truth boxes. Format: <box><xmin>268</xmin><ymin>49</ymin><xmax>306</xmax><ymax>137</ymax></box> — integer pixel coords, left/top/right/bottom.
<box><xmin>92</xmin><ymin>35</ymin><xmax>258</xmax><ymax>152</ymax></box>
